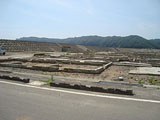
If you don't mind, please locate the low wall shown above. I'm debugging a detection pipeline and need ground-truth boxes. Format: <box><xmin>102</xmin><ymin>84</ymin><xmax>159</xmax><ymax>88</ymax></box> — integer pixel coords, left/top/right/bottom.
<box><xmin>8</xmin><ymin>57</ymin><xmax>107</xmax><ymax>66</ymax></box>
<box><xmin>50</xmin><ymin>81</ymin><xmax>133</xmax><ymax>95</ymax></box>
<box><xmin>0</xmin><ymin>60</ymin><xmax>112</xmax><ymax>74</ymax></box>
<box><xmin>0</xmin><ymin>74</ymin><xmax>30</xmax><ymax>83</ymax></box>
<box><xmin>31</xmin><ymin>65</ymin><xmax>59</xmax><ymax>72</ymax></box>
<box><xmin>0</xmin><ymin>63</ymin><xmax>59</xmax><ymax>72</ymax></box>
<box><xmin>64</xmin><ymin>62</ymin><xmax>112</xmax><ymax>74</ymax></box>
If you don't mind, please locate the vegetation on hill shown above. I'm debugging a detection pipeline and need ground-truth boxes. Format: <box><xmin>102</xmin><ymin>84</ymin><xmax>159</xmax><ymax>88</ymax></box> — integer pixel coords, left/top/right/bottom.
<box><xmin>17</xmin><ymin>35</ymin><xmax>160</xmax><ymax>49</ymax></box>
<box><xmin>150</xmin><ymin>39</ymin><xmax>160</xmax><ymax>45</ymax></box>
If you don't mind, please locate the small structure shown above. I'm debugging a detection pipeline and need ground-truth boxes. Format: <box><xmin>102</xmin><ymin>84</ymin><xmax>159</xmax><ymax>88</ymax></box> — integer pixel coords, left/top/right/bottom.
<box><xmin>62</xmin><ymin>46</ymin><xmax>71</xmax><ymax>52</ymax></box>
<box><xmin>0</xmin><ymin>46</ymin><xmax>5</xmax><ymax>55</ymax></box>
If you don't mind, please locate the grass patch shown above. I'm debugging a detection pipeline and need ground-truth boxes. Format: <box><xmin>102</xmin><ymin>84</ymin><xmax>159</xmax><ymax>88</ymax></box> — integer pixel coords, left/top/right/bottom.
<box><xmin>86</xmin><ymin>50</ymin><xmax>94</xmax><ymax>55</ymax></box>
<box><xmin>130</xmin><ymin>76</ymin><xmax>133</xmax><ymax>79</ymax></box>
<box><xmin>138</xmin><ymin>80</ymin><xmax>143</xmax><ymax>85</ymax></box>
<box><xmin>41</xmin><ymin>72</ymin><xmax>48</xmax><ymax>75</ymax></box>
<box><xmin>40</xmin><ymin>75</ymin><xmax>54</xmax><ymax>85</ymax></box>
<box><xmin>148</xmin><ymin>77</ymin><xmax>160</xmax><ymax>86</ymax></box>
<box><xmin>65</xmin><ymin>52</ymin><xmax>70</xmax><ymax>56</ymax></box>
<box><xmin>109</xmin><ymin>54</ymin><xmax>122</xmax><ymax>56</ymax></box>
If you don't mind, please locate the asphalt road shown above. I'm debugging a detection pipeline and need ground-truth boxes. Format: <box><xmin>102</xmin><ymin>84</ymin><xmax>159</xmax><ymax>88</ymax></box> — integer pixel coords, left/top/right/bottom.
<box><xmin>0</xmin><ymin>80</ymin><xmax>160</xmax><ymax>120</ymax></box>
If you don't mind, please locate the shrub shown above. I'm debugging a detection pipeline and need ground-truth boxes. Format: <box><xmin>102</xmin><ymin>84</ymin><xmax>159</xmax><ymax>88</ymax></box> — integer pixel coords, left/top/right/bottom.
<box><xmin>40</xmin><ymin>75</ymin><xmax>54</xmax><ymax>85</ymax></box>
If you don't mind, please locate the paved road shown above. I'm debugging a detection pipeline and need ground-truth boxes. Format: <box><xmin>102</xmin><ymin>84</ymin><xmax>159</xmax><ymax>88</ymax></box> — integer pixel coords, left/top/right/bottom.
<box><xmin>0</xmin><ymin>80</ymin><xmax>160</xmax><ymax>120</ymax></box>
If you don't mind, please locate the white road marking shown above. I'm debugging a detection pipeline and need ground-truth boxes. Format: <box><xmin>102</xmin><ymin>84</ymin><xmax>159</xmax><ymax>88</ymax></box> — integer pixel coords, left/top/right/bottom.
<box><xmin>0</xmin><ymin>80</ymin><xmax>160</xmax><ymax>104</ymax></box>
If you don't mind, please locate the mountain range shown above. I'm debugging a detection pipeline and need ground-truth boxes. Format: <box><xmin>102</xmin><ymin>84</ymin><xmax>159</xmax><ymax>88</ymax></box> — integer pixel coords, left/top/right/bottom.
<box><xmin>17</xmin><ymin>35</ymin><xmax>160</xmax><ymax>49</ymax></box>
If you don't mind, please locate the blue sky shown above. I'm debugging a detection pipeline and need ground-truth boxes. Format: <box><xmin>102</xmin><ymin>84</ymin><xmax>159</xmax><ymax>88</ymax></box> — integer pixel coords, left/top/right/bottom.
<box><xmin>0</xmin><ymin>0</ymin><xmax>160</xmax><ymax>39</ymax></box>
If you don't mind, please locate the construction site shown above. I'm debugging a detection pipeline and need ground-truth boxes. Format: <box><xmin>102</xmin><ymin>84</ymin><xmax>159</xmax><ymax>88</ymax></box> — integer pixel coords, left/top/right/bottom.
<box><xmin>0</xmin><ymin>40</ymin><xmax>160</xmax><ymax>97</ymax></box>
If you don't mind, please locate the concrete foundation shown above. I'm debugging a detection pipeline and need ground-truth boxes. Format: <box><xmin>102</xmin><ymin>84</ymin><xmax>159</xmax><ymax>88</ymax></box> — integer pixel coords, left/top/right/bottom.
<box><xmin>129</xmin><ymin>67</ymin><xmax>160</xmax><ymax>76</ymax></box>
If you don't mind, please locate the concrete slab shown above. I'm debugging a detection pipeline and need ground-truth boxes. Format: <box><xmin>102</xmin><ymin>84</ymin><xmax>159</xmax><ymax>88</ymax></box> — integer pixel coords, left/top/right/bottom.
<box><xmin>129</xmin><ymin>67</ymin><xmax>160</xmax><ymax>75</ymax></box>
<box><xmin>114</xmin><ymin>62</ymin><xmax>152</xmax><ymax>67</ymax></box>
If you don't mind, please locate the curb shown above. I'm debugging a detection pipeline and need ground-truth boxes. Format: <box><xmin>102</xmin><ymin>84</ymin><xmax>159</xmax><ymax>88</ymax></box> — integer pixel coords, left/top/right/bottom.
<box><xmin>0</xmin><ymin>75</ymin><xmax>30</xmax><ymax>83</ymax></box>
<box><xmin>50</xmin><ymin>82</ymin><xmax>133</xmax><ymax>96</ymax></box>
<box><xmin>98</xmin><ymin>81</ymin><xmax>143</xmax><ymax>87</ymax></box>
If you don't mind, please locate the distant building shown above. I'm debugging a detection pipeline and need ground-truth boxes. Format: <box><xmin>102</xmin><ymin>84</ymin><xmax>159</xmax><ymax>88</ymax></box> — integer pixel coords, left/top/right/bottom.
<box><xmin>62</xmin><ymin>46</ymin><xmax>71</xmax><ymax>52</ymax></box>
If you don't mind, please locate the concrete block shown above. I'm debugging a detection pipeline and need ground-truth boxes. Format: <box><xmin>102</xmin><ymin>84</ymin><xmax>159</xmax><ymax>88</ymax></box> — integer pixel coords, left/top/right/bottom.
<box><xmin>0</xmin><ymin>75</ymin><xmax>30</xmax><ymax>83</ymax></box>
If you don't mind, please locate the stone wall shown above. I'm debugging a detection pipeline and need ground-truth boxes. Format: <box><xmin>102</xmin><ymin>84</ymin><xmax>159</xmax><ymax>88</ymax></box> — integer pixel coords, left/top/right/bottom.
<box><xmin>0</xmin><ymin>39</ymin><xmax>113</xmax><ymax>52</ymax></box>
<box><xmin>0</xmin><ymin>40</ymin><xmax>61</xmax><ymax>52</ymax></box>
<box><xmin>0</xmin><ymin>40</ymin><xmax>88</xmax><ymax>52</ymax></box>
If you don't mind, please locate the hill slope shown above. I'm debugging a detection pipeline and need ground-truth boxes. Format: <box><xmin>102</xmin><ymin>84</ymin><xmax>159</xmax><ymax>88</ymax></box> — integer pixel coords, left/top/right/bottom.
<box><xmin>150</xmin><ymin>39</ymin><xmax>160</xmax><ymax>45</ymax></box>
<box><xmin>17</xmin><ymin>35</ymin><xmax>160</xmax><ymax>49</ymax></box>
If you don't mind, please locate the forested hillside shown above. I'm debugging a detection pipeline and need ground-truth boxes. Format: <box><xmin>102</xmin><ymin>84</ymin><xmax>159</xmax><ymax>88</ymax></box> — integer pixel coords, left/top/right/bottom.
<box><xmin>17</xmin><ymin>35</ymin><xmax>160</xmax><ymax>49</ymax></box>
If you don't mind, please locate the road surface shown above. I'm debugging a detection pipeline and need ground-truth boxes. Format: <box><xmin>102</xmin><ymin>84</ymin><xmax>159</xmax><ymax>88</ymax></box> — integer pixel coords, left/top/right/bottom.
<box><xmin>0</xmin><ymin>79</ymin><xmax>160</xmax><ymax>120</ymax></box>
